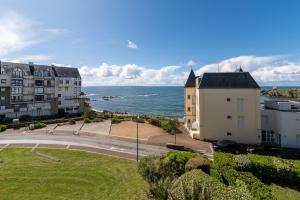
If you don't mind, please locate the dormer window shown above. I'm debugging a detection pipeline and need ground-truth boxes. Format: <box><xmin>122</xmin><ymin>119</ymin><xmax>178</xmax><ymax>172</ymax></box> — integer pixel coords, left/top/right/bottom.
<box><xmin>34</xmin><ymin>71</ymin><xmax>43</xmax><ymax>78</ymax></box>
<box><xmin>12</xmin><ymin>68</ymin><xmax>23</xmax><ymax>78</ymax></box>
<box><xmin>0</xmin><ymin>66</ymin><xmax>6</xmax><ymax>75</ymax></box>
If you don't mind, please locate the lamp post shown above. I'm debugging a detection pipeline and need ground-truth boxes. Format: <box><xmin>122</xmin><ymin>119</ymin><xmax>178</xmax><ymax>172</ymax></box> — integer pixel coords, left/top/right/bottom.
<box><xmin>136</xmin><ymin>115</ymin><xmax>139</xmax><ymax>161</ymax></box>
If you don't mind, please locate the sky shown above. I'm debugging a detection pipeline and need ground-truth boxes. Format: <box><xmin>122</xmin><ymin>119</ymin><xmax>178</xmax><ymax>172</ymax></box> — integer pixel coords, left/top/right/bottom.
<box><xmin>0</xmin><ymin>0</ymin><xmax>300</xmax><ymax>86</ymax></box>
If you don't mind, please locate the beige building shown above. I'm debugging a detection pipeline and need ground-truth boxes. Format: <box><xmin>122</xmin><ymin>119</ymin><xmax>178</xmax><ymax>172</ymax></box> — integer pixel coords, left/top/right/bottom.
<box><xmin>184</xmin><ymin>69</ymin><xmax>261</xmax><ymax>144</ymax></box>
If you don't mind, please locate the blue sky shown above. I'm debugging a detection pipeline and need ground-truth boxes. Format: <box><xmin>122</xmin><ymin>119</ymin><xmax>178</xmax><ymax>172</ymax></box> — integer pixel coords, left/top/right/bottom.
<box><xmin>0</xmin><ymin>0</ymin><xmax>300</xmax><ymax>86</ymax></box>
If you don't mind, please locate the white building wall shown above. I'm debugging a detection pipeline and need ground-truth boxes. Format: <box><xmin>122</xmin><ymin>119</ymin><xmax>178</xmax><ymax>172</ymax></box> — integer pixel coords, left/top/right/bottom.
<box><xmin>261</xmin><ymin>109</ymin><xmax>300</xmax><ymax>149</ymax></box>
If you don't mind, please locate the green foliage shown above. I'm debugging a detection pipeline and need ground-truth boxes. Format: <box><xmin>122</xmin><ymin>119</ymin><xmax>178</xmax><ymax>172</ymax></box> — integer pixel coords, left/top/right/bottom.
<box><xmin>148</xmin><ymin>117</ymin><xmax>161</xmax><ymax>127</ymax></box>
<box><xmin>169</xmin><ymin>170</ymin><xmax>250</xmax><ymax>200</ymax></box>
<box><xmin>0</xmin><ymin>124</ymin><xmax>7</xmax><ymax>132</ymax></box>
<box><xmin>111</xmin><ymin>117</ymin><xmax>121</xmax><ymax>124</ymax></box>
<box><xmin>33</xmin><ymin>122</ymin><xmax>47</xmax><ymax>129</ymax></box>
<box><xmin>234</xmin><ymin>155</ymin><xmax>252</xmax><ymax>171</ymax></box>
<box><xmin>84</xmin><ymin>118</ymin><xmax>92</xmax><ymax>123</ymax></box>
<box><xmin>185</xmin><ymin>157</ymin><xmax>210</xmax><ymax>174</ymax></box>
<box><xmin>222</xmin><ymin>167</ymin><xmax>275</xmax><ymax>200</ymax></box>
<box><xmin>214</xmin><ymin>152</ymin><xmax>237</xmax><ymax>170</ymax></box>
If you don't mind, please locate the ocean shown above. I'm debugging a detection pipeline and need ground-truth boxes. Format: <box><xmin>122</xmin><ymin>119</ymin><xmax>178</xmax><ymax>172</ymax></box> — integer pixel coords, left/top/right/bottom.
<box><xmin>82</xmin><ymin>86</ymin><xmax>298</xmax><ymax>117</ymax></box>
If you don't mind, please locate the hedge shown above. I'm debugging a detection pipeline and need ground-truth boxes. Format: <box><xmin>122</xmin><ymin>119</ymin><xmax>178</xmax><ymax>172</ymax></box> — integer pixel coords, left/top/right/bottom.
<box><xmin>222</xmin><ymin>167</ymin><xmax>275</xmax><ymax>200</ymax></box>
<box><xmin>0</xmin><ymin>124</ymin><xmax>7</xmax><ymax>132</ymax></box>
<box><xmin>169</xmin><ymin>169</ymin><xmax>251</xmax><ymax>200</ymax></box>
<box><xmin>185</xmin><ymin>157</ymin><xmax>210</xmax><ymax>174</ymax></box>
<box><xmin>215</xmin><ymin>152</ymin><xmax>299</xmax><ymax>184</ymax></box>
<box><xmin>34</xmin><ymin>122</ymin><xmax>47</xmax><ymax>129</ymax></box>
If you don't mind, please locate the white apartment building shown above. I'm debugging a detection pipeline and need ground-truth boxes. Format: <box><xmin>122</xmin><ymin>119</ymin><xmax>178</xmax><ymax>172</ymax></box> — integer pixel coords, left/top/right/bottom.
<box><xmin>261</xmin><ymin>100</ymin><xmax>300</xmax><ymax>149</ymax></box>
<box><xmin>0</xmin><ymin>61</ymin><xmax>83</xmax><ymax>119</ymax></box>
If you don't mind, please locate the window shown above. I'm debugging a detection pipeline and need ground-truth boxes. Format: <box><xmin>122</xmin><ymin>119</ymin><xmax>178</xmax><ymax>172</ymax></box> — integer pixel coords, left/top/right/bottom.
<box><xmin>1</xmin><ymin>79</ymin><xmax>6</xmax><ymax>84</ymax></box>
<box><xmin>262</xmin><ymin>130</ymin><xmax>275</xmax><ymax>142</ymax></box>
<box><xmin>12</xmin><ymin>79</ymin><xmax>23</xmax><ymax>86</ymax></box>
<box><xmin>187</xmin><ymin>107</ymin><xmax>191</xmax><ymax>112</ymax></box>
<box><xmin>74</xmin><ymin>81</ymin><xmax>77</xmax><ymax>86</ymax></box>
<box><xmin>0</xmin><ymin>66</ymin><xmax>6</xmax><ymax>74</ymax></box>
<box><xmin>226</xmin><ymin>98</ymin><xmax>231</xmax><ymax>102</ymax></box>
<box><xmin>262</xmin><ymin>115</ymin><xmax>269</xmax><ymax>125</ymax></box>
<box><xmin>66</xmin><ymin>80</ymin><xmax>69</xmax><ymax>84</ymax></box>
<box><xmin>12</xmin><ymin>68</ymin><xmax>23</xmax><ymax>78</ymax></box>
<box><xmin>79</xmin><ymin>81</ymin><xmax>81</xmax><ymax>86</ymax></box>
<box><xmin>58</xmin><ymin>101</ymin><xmax>61</xmax><ymax>105</ymax></box>
<box><xmin>1</xmin><ymin>96</ymin><xmax>5</xmax><ymax>101</ymax></box>
<box><xmin>237</xmin><ymin>116</ymin><xmax>245</xmax><ymax>128</ymax></box>
<box><xmin>0</xmin><ymin>88</ymin><xmax>5</xmax><ymax>92</ymax></box>
<box><xmin>237</xmin><ymin>98</ymin><xmax>244</xmax><ymax>112</ymax></box>
<box><xmin>60</xmin><ymin>80</ymin><xmax>63</xmax><ymax>84</ymax></box>
<box><xmin>47</xmin><ymin>80</ymin><xmax>51</xmax><ymax>87</ymax></box>
<box><xmin>187</xmin><ymin>95</ymin><xmax>191</xmax><ymax>99</ymax></box>
<box><xmin>12</xmin><ymin>87</ymin><xmax>22</xmax><ymax>95</ymax></box>
<box><xmin>34</xmin><ymin>88</ymin><xmax>44</xmax><ymax>94</ymax></box>
<box><xmin>227</xmin><ymin>132</ymin><xmax>232</xmax><ymax>136</ymax></box>
<box><xmin>0</xmin><ymin>106</ymin><xmax>5</xmax><ymax>110</ymax></box>
<box><xmin>58</xmin><ymin>94</ymin><xmax>61</xmax><ymax>97</ymax></box>
<box><xmin>227</xmin><ymin>115</ymin><xmax>232</xmax><ymax>119</ymax></box>
<box><xmin>35</xmin><ymin>95</ymin><xmax>44</xmax><ymax>101</ymax></box>
<box><xmin>187</xmin><ymin>119</ymin><xmax>191</xmax><ymax>124</ymax></box>
<box><xmin>35</xmin><ymin>80</ymin><xmax>43</xmax><ymax>86</ymax></box>
<box><xmin>34</xmin><ymin>71</ymin><xmax>43</xmax><ymax>78</ymax></box>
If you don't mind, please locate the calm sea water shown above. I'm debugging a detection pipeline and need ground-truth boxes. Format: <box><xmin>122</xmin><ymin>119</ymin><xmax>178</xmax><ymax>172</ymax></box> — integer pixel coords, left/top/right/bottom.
<box><xmin>82</xmin><ymin>86</ymin><xmax>299</xmax><ymax>117</ymax></box>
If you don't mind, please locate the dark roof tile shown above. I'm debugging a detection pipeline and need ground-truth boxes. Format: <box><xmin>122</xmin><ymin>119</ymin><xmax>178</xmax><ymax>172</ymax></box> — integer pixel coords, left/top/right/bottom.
<box><xmin>199</xmin><ymin>72</ymin><xmax>260</xmax><ymax>89</ymax></box>
<box><xmin>185</xmin><ymin>69</ymin><xmax>196</xmax><ymax>87</ymax></box>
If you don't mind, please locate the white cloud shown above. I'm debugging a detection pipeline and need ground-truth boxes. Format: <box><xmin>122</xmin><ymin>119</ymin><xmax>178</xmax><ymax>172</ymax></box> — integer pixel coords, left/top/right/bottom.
<box><xmin>0</xmin><ymin>11</ymin><xmax>42</xmax><ymax>56</ymax></box>
<box><xmin>79</xmin><ymin>63</ymin><xmax>184</xmax><ymax>86</ymax></box>
<box><xmin>196</xmin><ymin>55</ymin><xmax>300</xmax><ymax>84</ymax></box>
<box><xmin>0</xmin><ymin>11</ymin><xmax>68</xmax><ymax>57</ymax></box>
<box><xmin>187</xmin><ymin>60</ymin><xmax>197</xmax><ymax>67</ymax></box>
<box><xmin>127</xmin><ymin>40</ymin><xmax>138</xmax><ymax>49</ymax></box>
<box><xmin>2</xmin><ymin>55</ymin><xmax>52</xmax><ymax>63</ymax></box>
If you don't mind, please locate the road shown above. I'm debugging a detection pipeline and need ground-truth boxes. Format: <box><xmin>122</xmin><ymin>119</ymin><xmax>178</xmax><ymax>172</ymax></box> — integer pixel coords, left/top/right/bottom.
<box><xmin>0</xmin><ymin>133</ymin><xmax>169</xmax><ymax>160</ymax></box>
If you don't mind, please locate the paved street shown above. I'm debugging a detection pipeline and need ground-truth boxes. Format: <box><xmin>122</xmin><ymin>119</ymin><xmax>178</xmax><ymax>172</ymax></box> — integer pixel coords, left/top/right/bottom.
<box><xmin>0</xmin><ymin>133</ymin><xmax>169</xmax><ymax>159</ymax></box>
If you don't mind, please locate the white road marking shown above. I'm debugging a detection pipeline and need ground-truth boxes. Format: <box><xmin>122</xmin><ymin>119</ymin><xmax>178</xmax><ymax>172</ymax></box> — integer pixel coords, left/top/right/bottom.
<box><xmin>0</xmin><ymin>144</ymin><xmax>9</xmax><ymax>151</ymax></box>
<box><xmin>31</xmin><ymin>143</ymin><xmax>39</xmax><ymax>152</ymax></box>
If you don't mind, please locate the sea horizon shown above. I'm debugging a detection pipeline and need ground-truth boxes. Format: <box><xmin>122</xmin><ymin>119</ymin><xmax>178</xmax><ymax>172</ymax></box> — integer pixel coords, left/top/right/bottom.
<box><xmin>82</xmin><ymin>85</ymin><xmax>299</xmax><ymax>117</ymax></box>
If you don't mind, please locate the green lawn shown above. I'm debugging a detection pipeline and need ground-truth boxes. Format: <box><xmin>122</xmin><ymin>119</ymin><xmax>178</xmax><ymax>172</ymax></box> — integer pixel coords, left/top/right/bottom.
<box><xmin>0</xmin><ymin>148</ymin><xmax>147</xmax><ymax>200</ymax></box>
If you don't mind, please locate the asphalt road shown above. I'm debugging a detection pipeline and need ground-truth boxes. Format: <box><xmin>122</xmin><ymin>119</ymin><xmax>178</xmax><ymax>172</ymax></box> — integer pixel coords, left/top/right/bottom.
<box><xmin>0</xmin><ymin>133</ymin><xmax>170</xmax><ymax>159</ymax></box>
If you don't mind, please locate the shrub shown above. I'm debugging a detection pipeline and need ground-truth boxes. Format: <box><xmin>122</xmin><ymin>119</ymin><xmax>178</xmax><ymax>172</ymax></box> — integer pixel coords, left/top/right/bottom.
<box><xmin>138</xmin><ymin>155</ymin><xmax>163</xmax><ymax>183</ymax></box>
<box><xmin>69</xmin><ymin>119</ymin><xmax>76</xmax><ymax>125</ymax></box>
<box><xmin>185</xmin><ymin>157</ymin><xmax>210</xmax><ymax>174</ymax></box>
<box><xmin>111</xmin><ymin>117</ymin><xmax>121</xmax><ymax>124</ymax></box>
<box><xmin>169</xmin><ymin>170</ymin><xmax>249</xmax><ymax>200</ymax></box>
<box><xmin>0</xmin><ymin>125</ymin><xmax>7</xmax><ymax>132</ymax></box>
<box><xmin>148</xmin><ymin>118</ymin><xmax>161</xmax><ymax>127</ymax></box>
<box><xmin>222</xmin><ymin>167</ymin><xmax>275</xmax><ymax>200</ymax></box>
<box><xmin>93</xmin><ymin>118</ymin><xmax>104</xmax><ymax>122</ymax></box>
<box><xmin>84</xmin><ymin>118</ymin><xmax>92</xmax><ymax>123</ymax></box>
<box><xmin>214</xmin><ymin>152</ymin><xmax>237</xmax><ymax>170</ymax></box>
<box><xmin>33</xmin><ymin>122</ymin><xmax>47</xmax><ymax>129</ymax></box>
<box><xmin>234</xmin><ymin>155</ymin><xmax>252</xmax><ymax>171</ymax></box>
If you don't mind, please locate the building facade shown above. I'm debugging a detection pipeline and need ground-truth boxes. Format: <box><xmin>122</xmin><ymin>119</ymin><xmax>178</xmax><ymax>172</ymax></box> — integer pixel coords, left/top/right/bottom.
<box><xmin>0</xmin><ymin>61</ymin><xmax>83</xmax><ymax>119</ymax></box>
<box><xmin>184</xmin><ymin>69</ymin><xmax>261</xmax><ymax>144</ymax></box>
<box><xmin>261</xmin><ymin>100</ymin><xmax>300</xmax><ymax>149</ymax></box>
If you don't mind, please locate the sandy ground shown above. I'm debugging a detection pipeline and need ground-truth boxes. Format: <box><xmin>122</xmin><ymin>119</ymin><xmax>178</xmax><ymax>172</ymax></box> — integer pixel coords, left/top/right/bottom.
<box><xmin>55</xmin><ymin>121</ymin><xmax>84</xmax><ymax>133</ymax></box>
<box><xmin>80</xmin><ymin>120</ymin><xmax>111</xmax><ymax>135</ymax></box>
<box><xmin>110</xmin><ymin>121</ymin><xmax>167</xmax><ymax>140</ymax></box>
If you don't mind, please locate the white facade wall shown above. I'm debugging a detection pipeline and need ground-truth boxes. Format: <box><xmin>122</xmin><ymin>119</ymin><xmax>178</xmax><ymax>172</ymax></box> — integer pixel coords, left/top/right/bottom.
<box><xmin>261</xmin><ymin>109</ymin><xmax>300</xmax><ymax>149</ymax></box>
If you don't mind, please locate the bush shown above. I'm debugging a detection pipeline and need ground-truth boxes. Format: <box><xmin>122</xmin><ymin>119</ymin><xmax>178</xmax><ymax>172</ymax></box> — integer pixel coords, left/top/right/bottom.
<box><xmin>111</xmin><ymin>117</ymin><xmax>121</xmax><ymax>124</ymax></box>
<box><xmin>148</xmin><ymin>118</ymin><xmax>161</xmax><ymax>127</ymax></box>
<box><xmin>84</xmin><ymin>118</ymin><xmax>92</xmax><ymax>123</ymax></box>
<box><xmin>0</xmin><ymin>125</ymin><xmax>7</xmax><ymax>132</ymax></box>
<box><xmin>169</xmin><ymin>170</ymin><xmax>249</xmax><ymax>200</ymax></box>
<box><xmin>214</xmin><ymin>152</ymin><xmax>237</xmax><ymax>170</ymax></box>
<box><xmin>138</xmin><ymin>155</ymin><xmax>163</xmax><ymax>183</ymax></box>
<box><xmin>33</xmin><ymin>122</ymin><xmax>47</xmax><ymax>129</ymax></box>
<box><xmin>222</xmin><ymin>167</ymin><xmax>275</xmax><ymax>200</ymax></box>
<box><xmin>234</xmin><ymin>155</ymin><xmax>252</xmax><ymax>171</ymax></box>
<box><xmin>185</xmin><ymin>157</ymin><xmax>210</xmax><ymax>174</ymax></box>
<box><xmin>69</xmin><ymin>119</ymin><xmax>76</xmax><ymax>125</ymax></box>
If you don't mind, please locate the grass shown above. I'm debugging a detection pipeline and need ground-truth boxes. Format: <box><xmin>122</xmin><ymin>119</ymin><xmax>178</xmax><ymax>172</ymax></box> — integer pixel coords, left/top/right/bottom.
<box><xmin>0</xmin><ymin>148</ymin><xmax>147</xmax><ymax>200</ymax></box>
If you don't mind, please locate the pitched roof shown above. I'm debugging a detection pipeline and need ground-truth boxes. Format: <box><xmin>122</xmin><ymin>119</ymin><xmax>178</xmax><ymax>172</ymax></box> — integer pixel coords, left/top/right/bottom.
<box><xmin>199</xmin><ymin>72</ymin><xmax>260</xmax><ymax>89</ymax></box>
<box><xmin>184</xmin><ymin>69</ymin><xmax>196</xmax><ymax>87</ymax></box>
<box><xmin>52</xmin><ymin>66</ymin><xmax>81</xmax><ymax>78</ymax></box>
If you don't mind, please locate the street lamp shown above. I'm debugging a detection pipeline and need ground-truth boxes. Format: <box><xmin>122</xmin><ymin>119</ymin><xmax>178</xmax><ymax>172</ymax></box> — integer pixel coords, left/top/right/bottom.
<box><xmin>136</xmin><ymin>115</ymin><xmax>139</xmax><ymax>161</ymax></box>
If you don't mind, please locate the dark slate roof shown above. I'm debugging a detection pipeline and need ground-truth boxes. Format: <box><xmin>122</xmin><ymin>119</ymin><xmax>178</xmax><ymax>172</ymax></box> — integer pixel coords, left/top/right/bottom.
<box><xmin>184</xmin><ymin>69</ymin><xmax>196</xmax><ymax>87</ymax></box>
<box><xmin>199</xmin><ymin>72</ymin><xmax>260</xmax><ymax>89</ymax></box>
<box><xmin>52</xmin><ymin>66</ymin><xmax>81</xmax><ymax>78</ymax></box>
